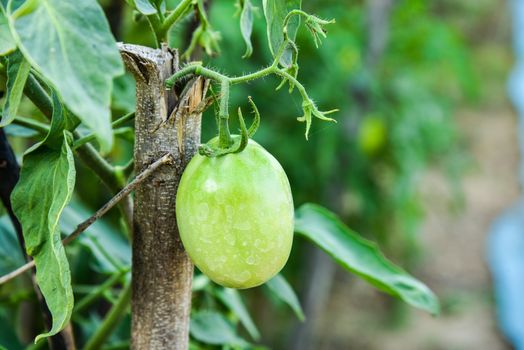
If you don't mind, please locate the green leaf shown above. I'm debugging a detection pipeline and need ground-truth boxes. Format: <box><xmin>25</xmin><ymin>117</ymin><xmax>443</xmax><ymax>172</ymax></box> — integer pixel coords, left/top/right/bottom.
<box><xmin>192</xmin><ymin>274</ymin><xmax>210</xmax><ymax>291</ymax></box>
<box><xmin>112</xmin><ymin>73</ymin><xmax>136</xmax><ymax>114</ymax></box>
<box><xmin>1</xmin><ymin>50</ymin><xmax>30</xmax><ymax>127</ymax></box>
<box><xmin>0</xmin><ymin>216</ymin><xmax>25</xmax><ymax>275</ymax></box>
<box><xmin>262</xmin><ymin>0</ymin><xmax>301</xmax><ymax>67</ymax></box>
<box><xmin>190</xmin><ymin>310</ymin><xmax>249</xmax><ymax>346</ymax></box>
<box><xmin>126</xmin><ymin>0</ymin><xmax>157</xmax><ymax>15</ymax></box>
<box><xmin>216</xmin><ymin>288</ymin><xmax>261</xmax><ymax>341</ymax></box>
<box><xmin>11</xmin><ymin>94</ymin><xmax>76</xmax><ymax>342</ymax></box>
<box><xmin>294</xmin><ymin>203</ymin><xmax>440</xmax><ymax>315</ymax></box>
<box><xmin>265</xmin><ymin>274</ymin><xmax>305</xmax><ymax>321</ymax></box>
<box><xmin>0</xmin><ymin>308</ymin><xmax>23</xmax><ymax>350</ymax></box>
<box><xmin>8</xmin><ymin>0</ymin><xmax>124</xmax><ymax>153</ymax></box>
<box><xmin>151</xmin><ymin>0</ymin><xmax>165</xmax><ymax>11</ymax></box>
<box><xmin>12</xmin><ymin>140</ymin><xmax>75</xmax><ymax>342</ymax></box>
<box><xmin>239</xmin><ymin>0</ymin><xmax>254</xmax><ymax>58</ymax></box>
<box><xmin>189</xmin><ymin>342</ymin><xmax>204</xmax><ymax>350</ymax></box>
<box><xmin>0</xmin><ymin>8</ymin><xmax>15</xmax><ymax>56</ymax></box>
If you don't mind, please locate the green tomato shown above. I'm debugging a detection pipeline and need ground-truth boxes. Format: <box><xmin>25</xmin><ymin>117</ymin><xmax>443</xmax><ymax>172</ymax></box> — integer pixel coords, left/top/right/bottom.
<box><xmin>176</xmin><ymin>139</ymin><xmax>294</xmax><ymax>289</ymax></box>
<box><xmin>358</xmin><ymin>116</ymin><xmax>387</xmax><ymax>156</ymax></box>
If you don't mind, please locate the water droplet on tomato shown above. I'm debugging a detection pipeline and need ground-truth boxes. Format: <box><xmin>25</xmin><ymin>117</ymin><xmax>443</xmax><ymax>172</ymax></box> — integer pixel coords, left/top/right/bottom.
<box><xmin>246</xmin><ymin>255</ymin><xmax>256</xmax><ymax>265</ymax></box>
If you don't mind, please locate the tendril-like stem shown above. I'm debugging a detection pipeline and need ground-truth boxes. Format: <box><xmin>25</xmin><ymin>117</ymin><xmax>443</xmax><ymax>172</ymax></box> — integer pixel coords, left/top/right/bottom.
<box><xmin>247</xmin><ymin>96</ymin><xmax>260</xmax><ymax>137</ymax></box>
<box><xmin>164</xmin><ymin>10</ymin><xmax>336</xmax><ymax>153</ymax></box>
<box><xmin>283</xmin><ymin>9</ymin><xmax>311</xmax><ymax>32</ymax></box>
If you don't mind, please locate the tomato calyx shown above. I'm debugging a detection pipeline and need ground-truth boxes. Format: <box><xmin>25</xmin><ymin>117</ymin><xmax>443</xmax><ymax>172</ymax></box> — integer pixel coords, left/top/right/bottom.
<box><xmin>199</xmin><ymin>96</ymin><xmax>260</xmax><ymax>157</ymax></box>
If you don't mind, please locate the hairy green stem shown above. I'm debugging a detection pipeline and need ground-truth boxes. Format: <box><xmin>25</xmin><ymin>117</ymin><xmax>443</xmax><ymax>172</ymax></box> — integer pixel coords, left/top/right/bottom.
<box><xmin>26</xmin><ymin>339</ymin><xmax>46</xmax><ymax>350</ymax></box>
<box><xmin>166</xmin><ymin>63</ymin><xmax>313</xmax><ymax>110</ymax></box>
<box><xmin>97</xmin><ymin>110</ymin><xmax>134</xmax><ymax>128</ymax></box>
<box><xmin>166</xmin><ymin>63</ymin><xmax>280</xmax><ymax>88</ymax></box>
<box><xmin>83</xmin><ymin>283</ymin><xmax>132</xmax><ymax>350</ymax></box>
<box><xmin>159</xmin><ymin>0</ymin><xmax>193</xmax><ymax>40</ymax></box>
<box><xmin>283</xmin><ymin>9</ymin><xmax>310</xmax><ymax>33</ymax></box>
<box><xmin>165</xmin><ymin>38</ymin><xmax>291</xmax><ymax>89</ymax></box>
<box><xmin>274</xmin><ymin>69</ymin><xmax>310</xmax><ymax>103</ymax></box>
<box><xmin>166</xmin><ymin>63</ymin><xmax>227</xmax><ymax>87</ymax></box>
<box><xmin>229</xmin><ymin>65</ymin><xmax>277</xmax><ymax>84</ymax></box>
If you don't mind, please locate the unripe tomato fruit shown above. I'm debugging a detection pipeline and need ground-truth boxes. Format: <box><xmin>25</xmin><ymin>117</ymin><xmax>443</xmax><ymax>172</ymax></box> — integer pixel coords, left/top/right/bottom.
<box><xmin>358</xmin><ymin>115</ymin><xmax>387</xmax><ymax>156</ymax></box>
<box><xmin>176</xmin><ymin>139</ymin><xmax>294</xmax><ymax>289</ymax></box>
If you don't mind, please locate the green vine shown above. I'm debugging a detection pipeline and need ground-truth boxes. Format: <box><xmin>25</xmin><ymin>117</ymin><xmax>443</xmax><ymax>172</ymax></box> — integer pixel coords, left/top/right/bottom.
<box><xmin>130</xmin><ymin>2</ymin><xmax>337</xmax><ymax>155</ymax></box>
<box><xmin>165</xmin><ymin>11</ymin><xmax>337</xmax><ymax>157</ymax></box>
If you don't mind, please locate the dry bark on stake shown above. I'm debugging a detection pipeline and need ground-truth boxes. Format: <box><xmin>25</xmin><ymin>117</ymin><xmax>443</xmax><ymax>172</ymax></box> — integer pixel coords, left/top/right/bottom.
<box><xmin>119</xmin><ymin>43</ymin><xmax>208</xmax><ymax>349</ymax></box>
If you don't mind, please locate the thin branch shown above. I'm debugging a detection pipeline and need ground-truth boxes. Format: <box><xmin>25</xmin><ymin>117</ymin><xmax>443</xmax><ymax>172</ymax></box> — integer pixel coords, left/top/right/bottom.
<box><xmin>0</xmin><ymin>261</ymin><xmax>34</xmax><ymax>285</ymax></box>
<box><xmin>62</xmin><ymin>152</ymin><xmax>173</xmax><ymax>245</ymax></box>
<box><xmin>0</xmin><ymin>153</ymin><xmax>174</xmax><ymax>286</ymax></box>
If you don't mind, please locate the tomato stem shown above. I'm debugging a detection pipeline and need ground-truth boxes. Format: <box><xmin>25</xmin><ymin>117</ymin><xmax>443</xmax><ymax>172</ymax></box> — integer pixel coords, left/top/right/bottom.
<box><xmin>160</xmin><ymin>0</ymin><xmax>194</xmax><ymax>38</ymax></box>
<box><xmin>218</xmin><ymin>80</ymin><xmax>232</xmax><ymax>148</ymax></box>
<box><xmin>165</xmin><ymin>30</ymin><xmax>337</xmax><ymax>143</ymax></box>
<box><xmin>229</xmin><ymin>65</ymin><xmax>277</xmax><ymax>84</ymax></box>
<box><xmin>146</xmin><ymin>14</ymin><xmax>163</xmax><ymax>48</ymax></box>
